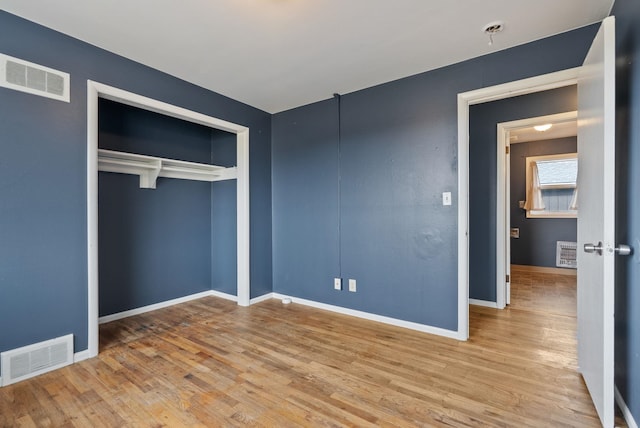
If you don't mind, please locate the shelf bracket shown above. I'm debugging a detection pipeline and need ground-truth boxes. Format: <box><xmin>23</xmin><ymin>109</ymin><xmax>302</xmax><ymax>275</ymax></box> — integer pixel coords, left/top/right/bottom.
<box><xmin>139</xmin><ymin>159</ymin><xmax>162</xmax><ymax>189</ymax></box>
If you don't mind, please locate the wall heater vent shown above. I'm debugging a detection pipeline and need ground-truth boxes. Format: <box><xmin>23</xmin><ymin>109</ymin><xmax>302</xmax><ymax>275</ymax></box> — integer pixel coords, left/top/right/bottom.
<box><xmin>0</xmin><ymin>53</ymin><xmax>70</xmax><ymax>102</ymax></box>
<box><xmin>1</xmin><ymin>334</ymin><xmax>73</xmax><ymax>387</ymax></box>
<box><xmin>556</xmin><ymin>241</ymin><xmax>577</xmax><ymax>269</ymax></box>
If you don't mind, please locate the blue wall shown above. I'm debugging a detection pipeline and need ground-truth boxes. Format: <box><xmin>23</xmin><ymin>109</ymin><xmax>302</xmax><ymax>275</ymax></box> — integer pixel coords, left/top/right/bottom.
<box><xmin>272</xmin><ymin>99</ymin><xmax>341</xmax><ymax>303</ymax></box>
<box><xmin>273</xmin><ymin>27</ymin><xmax>597</xmax><ymax>330</ymax></box>
<box><xmin>613</xmin><ymin>0</ymin><xmax>640</xmax><ymax>422</ymax></box>
<box><xmin>0</xmin><ymin>11</ymin><xmax>272</xmax><ymax>359</ymax></box>
<box><xmin>509</xmin><ymin>137</ymin><xmax>577</xmax><ymax>268</ymax></box>
<box><xmin>468</xmin><ymin>87</ymin><xmax>577</xmax><ymax>301</ymax></box>
<box><xmin>98</xmin><ymin>100</ymin><xmax>222</xmax><ymax>316</ymax></box>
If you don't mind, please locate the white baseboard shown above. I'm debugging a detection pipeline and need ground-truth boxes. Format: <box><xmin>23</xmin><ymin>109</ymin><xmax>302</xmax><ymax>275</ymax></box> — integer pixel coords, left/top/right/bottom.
<box><xmin>73</xmin><ymin>349</ymin><xmax>92</xmax><ymax>363</ymax></box>
<box><xmin>616</xmin><ymin>386</ymin><xmax>638</xmax><ymax>428</ymax></box>
<box><xmin>271</xmin><ymin>293</ymin><xmax>460</xmax><ymax>340</ymax></box>
<box><xmin>250</xmin><ymin>292</ymin><xmax>274</xmax><ymax>305</ymax></box>
<box><xmin>469</xmin><ymin>298</ymin><xmax>499</xmax><ymax>308</ymax></box>
<box><xmin>99</xmin><ymin>289</ymin><xmax>236</xmax><ymax>324</ymax></box>
<box><xmin>209</xmin><ymin>289</ymin><xmax>238</xmax><ymax>302</ymax></box>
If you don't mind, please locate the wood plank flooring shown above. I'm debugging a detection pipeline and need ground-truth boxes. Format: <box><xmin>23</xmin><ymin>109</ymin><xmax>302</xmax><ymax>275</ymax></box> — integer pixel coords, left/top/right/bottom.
<box><xmin>0</xmin><ymin>274</ymin><xmax>623</xmax><ymax>427</ymax></box>
<box><xmin>509</xmin><ymin>268</ymin><xmax>577</xmax><ymax>317</ymax></box>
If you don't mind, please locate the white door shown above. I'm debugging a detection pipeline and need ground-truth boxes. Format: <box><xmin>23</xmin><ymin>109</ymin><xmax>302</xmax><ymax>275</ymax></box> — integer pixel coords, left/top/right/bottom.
<box><xmin>577</xmin><ymin>16</ymin><xmax>616</xmax><ymax>428</ymax></box>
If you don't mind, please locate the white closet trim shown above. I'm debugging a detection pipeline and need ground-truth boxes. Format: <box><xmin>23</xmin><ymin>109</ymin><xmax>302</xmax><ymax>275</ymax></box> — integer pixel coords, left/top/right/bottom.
<box><xmin>98</xmin><ymin>149</ymin><xmax>237</xmax><ymax>189</ymax></box>
<box><xmin>87</xmin><ymin>80</ymin><xmax>251</xmax><ymax>360</ymax></box>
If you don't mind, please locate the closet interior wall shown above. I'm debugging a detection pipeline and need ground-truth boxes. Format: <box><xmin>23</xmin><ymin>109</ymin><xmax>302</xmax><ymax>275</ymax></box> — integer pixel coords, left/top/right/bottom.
<box><xmin>98</xmin><ymin>99</ymin><xmax>236</xmax><ymax>317</ymax></box>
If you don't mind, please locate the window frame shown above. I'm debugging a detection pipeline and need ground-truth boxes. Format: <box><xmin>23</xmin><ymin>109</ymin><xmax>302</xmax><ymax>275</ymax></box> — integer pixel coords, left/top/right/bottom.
<box><xmin>525</xmin><ymin>152</ymin><xmax>578</xmax><ymax>219</ymax></box>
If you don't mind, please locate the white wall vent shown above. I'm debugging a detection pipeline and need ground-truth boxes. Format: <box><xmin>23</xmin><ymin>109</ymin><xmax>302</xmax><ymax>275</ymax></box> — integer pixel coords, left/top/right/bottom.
<box><xmin>0</xmin><ymin>53</ymin><xmax>70</xmax><ymax>102</ymax></box>
<box><xmin>1</xmin><ymin>334</ymin><xmax>73</xmax><ymax>387</ymax></box>
<box><xmin>556</xmin><ymin>241</ymin><xmax>577</xmax><ymax>269</ymax></box>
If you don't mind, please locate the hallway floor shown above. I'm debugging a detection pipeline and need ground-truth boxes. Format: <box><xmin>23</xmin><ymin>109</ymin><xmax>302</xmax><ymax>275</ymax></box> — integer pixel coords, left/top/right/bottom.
<box><xmin>509</xmin><ymin>268</ymin><xmax>576</xmax><ymax>316</ymax></box>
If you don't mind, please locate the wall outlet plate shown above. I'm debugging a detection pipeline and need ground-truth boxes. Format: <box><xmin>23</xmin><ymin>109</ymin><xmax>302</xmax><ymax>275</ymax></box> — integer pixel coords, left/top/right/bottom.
<box><xmin>334</xmin><ymin>278</ymin><xmax>342</xmax><ymax>290</ymax></box>
<box><xmin>348</xmin><ymin>279</ymin><xmax>356</xmax><ymax>292</ymax></box>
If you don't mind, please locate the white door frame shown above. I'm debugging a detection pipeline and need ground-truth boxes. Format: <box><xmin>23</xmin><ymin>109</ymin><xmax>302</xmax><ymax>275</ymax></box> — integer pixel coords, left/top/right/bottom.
<box><xmin>86</xmin><ymin>81</ymin><xmax>250</xmax><ymax>357</ymax></box>
<box><xmin>457</xmin><ymin>67</ymin><xmax>580</xmax><ymax>339</ymax></box>
<box><xmin>495</xmin><ymin>111</ymin><xmax>578</xmax><ymax>309</ymax></box>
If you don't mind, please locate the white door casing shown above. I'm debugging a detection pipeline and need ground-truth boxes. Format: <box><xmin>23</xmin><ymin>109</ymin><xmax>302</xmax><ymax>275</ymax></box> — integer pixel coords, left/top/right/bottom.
<box><xmin>576</xmin><ymin>16</ymin><xmax>616</xmax><ymax>428</ymax></box>
<box><xmin>496</xmin><ymin>111</ymin><xmax>578</xmax><ymax>308</ymax></box>
<box><xmin>505</xmin><ymin>136</ymin><xmax>511</xmax><ymax>307</ymax></box>
<box><xmin>86</xmin><ymin>81</ymin><xmax>251</xmax><ymax>358</ymax></box>
<box><xmin>458</xmin><ymin>67</ymin><xmax>581</xmax><ymax>340</ymax></box>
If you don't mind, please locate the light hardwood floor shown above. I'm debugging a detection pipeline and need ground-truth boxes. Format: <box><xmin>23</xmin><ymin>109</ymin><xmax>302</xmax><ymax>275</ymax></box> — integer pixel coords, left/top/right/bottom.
<box><xmin>510</xmin><ymin>269</ymin><xmax>577</xmax><ymax>317</ymax></box>
<box><xmin>0</xmin><ymin>274</ymin><xmax>625</xmax><ymax>427</ymax></box>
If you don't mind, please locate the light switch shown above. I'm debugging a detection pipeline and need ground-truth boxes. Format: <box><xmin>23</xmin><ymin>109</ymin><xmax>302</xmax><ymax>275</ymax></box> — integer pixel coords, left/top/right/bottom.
<box><xmin>442</xmin><ymin>192</ymin><xmax>452</xmax><ymax>206</ymax></box>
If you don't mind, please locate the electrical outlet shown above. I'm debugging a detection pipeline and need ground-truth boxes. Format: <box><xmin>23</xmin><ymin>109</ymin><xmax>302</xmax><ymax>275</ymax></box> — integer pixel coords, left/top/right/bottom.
<box><xmin>348</xmin><ymin>279</ymin><xmax>357</xmax><ymax>292</ymax></box>
<box><xmin>334</xmin><ymin>278</ymin><xmax>342</xmax><ymax>290</ymax></box>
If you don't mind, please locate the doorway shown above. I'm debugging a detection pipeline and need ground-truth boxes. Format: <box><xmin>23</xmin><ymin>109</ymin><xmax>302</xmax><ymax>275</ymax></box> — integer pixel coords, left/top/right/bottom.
<box><xmin>459</xmin><ymin>18</ymin><xmax>617</xmax><ymax>426</ymax></box>
<box><xmin>498</xmin><ymin>111</ymin><xmax>578</xmax><ymax>310</ymax></box>
<box><xmin>456</xmin><ymin>67</ymin><xmax>580</xmax><ymax>339</ymax></box>
<box><xmin>465</xmin><ymin>84</ymin><xmax>578</xmax><ymax>316</ymax></box>
<box><xmin>85</xmin><ymin>81</ymin><xmax>250</xmax><ymax>359</ymax></box>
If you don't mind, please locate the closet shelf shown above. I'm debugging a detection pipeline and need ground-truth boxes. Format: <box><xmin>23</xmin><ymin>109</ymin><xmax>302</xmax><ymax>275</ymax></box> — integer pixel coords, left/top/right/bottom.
<box><xmin>98</xmin><ymin>149</ymin><xmax>237</xmax><ymax>189</ymax></box>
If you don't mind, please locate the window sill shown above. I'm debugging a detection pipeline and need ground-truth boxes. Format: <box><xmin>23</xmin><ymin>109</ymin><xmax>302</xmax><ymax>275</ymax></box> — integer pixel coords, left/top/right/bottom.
<box><xmin>526</xmin><ymin>210</ymin><xmax>577</xmax><ymax>219</ymax></box>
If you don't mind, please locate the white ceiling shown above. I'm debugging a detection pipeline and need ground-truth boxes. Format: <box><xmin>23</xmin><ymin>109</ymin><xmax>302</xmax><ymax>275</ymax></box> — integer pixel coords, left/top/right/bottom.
<box><xmin>1</xmin><ymin>1</ymin><xmax>613</xmax><ymax>113</ymax></box>
<box><xmin>510</xmin><ymin>116</ymin><xmax>578</xmax><ymax>144</ymax></box>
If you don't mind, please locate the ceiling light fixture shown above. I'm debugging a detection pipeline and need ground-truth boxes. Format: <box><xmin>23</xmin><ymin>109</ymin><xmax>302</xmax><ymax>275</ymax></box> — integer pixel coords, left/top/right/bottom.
<box><xmin>534</xmin><ymin>124</ymin><xmax>553</xmax><ymax>132</ymax></box>
<box><xmin>483</xmin><ymin>21</ymin><xmax>504</xmax><ymax>46</ymax></box>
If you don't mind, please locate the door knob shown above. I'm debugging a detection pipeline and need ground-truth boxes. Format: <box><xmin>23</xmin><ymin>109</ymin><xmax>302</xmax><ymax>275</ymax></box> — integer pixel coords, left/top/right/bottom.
<box><xmin>584</xmin><ymin>242</ymin><xmax>633</xmax><ymax>256</ymax></box>
<box><xmin>614</xmin><ymin>244</ymin><xmax>633</xmax><ymax>256</ymax></box>
<box><xmin>584</xmin><ymin>242</ymin><xmax>603</xmax><ymax>255</ymax></box>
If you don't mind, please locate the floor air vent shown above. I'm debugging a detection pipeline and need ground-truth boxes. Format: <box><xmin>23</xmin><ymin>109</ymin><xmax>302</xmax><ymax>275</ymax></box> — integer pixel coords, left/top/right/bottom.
<box><xmin>0</xmin><ymin>53</ymin><xmax>70</xmax><ymax>102</ymax></box>
<box><xmin>556</xmin><ymin>241</ymin><xmax>577</xmax><ymax>269</ymax></box>
<box><xmin>1</xmin><ymin>334</ymin><xmax>73</xmax><ymax>387</ymax></box>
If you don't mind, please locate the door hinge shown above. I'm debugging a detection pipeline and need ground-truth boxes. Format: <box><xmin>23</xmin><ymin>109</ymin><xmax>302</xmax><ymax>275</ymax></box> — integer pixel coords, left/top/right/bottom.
<box><xmin>505</xmin><ymin>146</ymin><xmax>510</xmax><ymax>154</ymax></box>
<box><xmin>506</xmin><ymin>274</ymin><xmax>510</xmax><ymax>283</ymax></box>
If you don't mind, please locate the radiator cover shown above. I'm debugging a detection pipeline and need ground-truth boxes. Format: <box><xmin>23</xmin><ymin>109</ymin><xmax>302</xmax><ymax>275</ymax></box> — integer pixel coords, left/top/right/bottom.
<box><xmin>556</xmin><ymin>241</ymin><xmax>577</xmax><ymax>269</ymax></box>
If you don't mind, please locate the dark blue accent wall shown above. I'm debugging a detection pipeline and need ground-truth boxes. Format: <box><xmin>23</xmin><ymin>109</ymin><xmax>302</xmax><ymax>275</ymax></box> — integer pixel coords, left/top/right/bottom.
<box><xmin>98</xmin><ymin>100</ymin><xmax>217</xmax><ymax>316</ymax></box>
<box><xmin>273</xmin><ymin>27</ymin><xmax>597</xmax><ymax>330</ymax></box>
<box><xmin>509</xmin><ymin>137</ymin><xmax>577</xmax><ymax>268</ymax></box>
<box><xmin>272</xmin><ymin>99</ymin><xmax>341</xmax><ymax>302</ymax></box>
<box><xmin>469</xmin><ymin>86</ymin><xmax>577</xmax><ymax>301</ymax></box>
<box><xmin>0</xmin><ymin>11</ymin><xmax>272</xmax><ymax>360</ymax></box>
<box><xmin>99</xmin><ymin>98</ymin><xmax>215</xmax><ymax>163</ymax></box>
<box><xmin>613</xmin><ymin>0</ymin><xmax>640</xmax><ymax>422</ymax></box>
<box><xmin>98</xmin><ymin>174</ymin><xmax>212</xmax><ymax>315</ymax></box>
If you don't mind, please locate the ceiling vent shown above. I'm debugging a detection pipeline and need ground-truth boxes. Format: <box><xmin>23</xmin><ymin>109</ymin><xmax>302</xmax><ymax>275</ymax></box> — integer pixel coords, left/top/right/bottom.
<box><xmin>0</xmin><ymin>53</ymin><xmax>70</xmax><ymax>102</ymax></box>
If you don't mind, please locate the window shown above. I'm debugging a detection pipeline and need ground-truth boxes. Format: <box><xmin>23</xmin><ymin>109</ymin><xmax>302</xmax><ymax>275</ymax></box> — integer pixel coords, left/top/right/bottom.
<box><xmin>524</xmin><ymin>153</ymin><xmax>577</xmax><ymax>218</ymax></box>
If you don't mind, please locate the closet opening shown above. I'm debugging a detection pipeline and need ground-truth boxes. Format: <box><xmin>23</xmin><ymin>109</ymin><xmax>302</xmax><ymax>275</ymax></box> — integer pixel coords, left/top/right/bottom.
<box><xmin>86</xmin><ymin>81</ymin><xmax>250</xmax><ymax>358</ymax></box>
